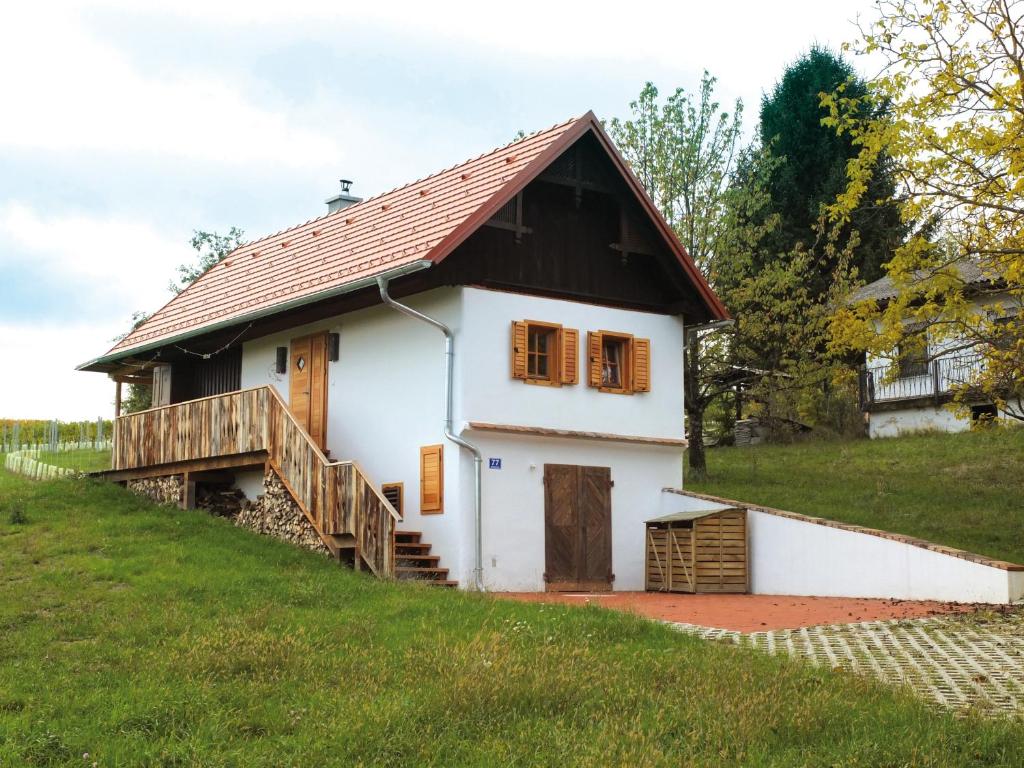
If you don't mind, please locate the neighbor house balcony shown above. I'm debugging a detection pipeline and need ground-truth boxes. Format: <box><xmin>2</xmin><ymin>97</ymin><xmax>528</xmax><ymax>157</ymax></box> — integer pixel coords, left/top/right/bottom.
<box><xmin>859</xmin><ymin>353</ymin><xmax>985</xmax><ymax>410</ymax></box>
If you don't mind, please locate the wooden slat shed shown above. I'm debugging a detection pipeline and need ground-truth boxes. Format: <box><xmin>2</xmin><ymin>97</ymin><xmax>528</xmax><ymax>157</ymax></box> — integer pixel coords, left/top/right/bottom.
<box><xmin>645</xmin><ymin>505</ymin><xmax>748</xmax><ymax>594</ymax></box>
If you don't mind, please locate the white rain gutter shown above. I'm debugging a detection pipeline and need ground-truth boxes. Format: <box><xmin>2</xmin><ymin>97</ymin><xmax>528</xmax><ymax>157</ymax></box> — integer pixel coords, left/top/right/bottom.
<box><xmin>376</xmin><ymin>276</ymin><xmax>485</xmax><ymax>592</ymax></box>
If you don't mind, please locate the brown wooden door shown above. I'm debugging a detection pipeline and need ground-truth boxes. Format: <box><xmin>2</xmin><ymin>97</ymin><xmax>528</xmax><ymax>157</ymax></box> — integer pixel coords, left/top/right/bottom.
<box><xmin>544</xmin><ymin>464</ymin><xmax>612</xmax><ymax>591</ymax></box>
<box><xmin>289</xmin><ymin>332</ymin><xmax>329</xmax><ymax>450</ymax></box>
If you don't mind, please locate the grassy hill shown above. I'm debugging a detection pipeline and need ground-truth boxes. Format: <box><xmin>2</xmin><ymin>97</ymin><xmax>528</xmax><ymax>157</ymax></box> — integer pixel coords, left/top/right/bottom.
<box><xmin>690</xmin><ymin>427</ymin><xmax>1024</xmax><ymax>565</ymax></box>
<box><xmin>1</xmin><ymin>470</ymin><xmax>1023</xmax><ymax>766</ymax></box>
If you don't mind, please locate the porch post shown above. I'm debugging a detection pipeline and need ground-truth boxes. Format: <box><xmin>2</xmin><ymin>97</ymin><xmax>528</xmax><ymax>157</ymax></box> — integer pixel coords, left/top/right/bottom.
<box><xmin>114</xmin><ymin>380</ymin><xmax>122</xmax><ymax>419</ymax></box>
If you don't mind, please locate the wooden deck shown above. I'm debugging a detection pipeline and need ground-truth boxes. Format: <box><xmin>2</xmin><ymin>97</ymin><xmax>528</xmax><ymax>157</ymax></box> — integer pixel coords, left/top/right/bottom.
<box><xmin>107</xmin><ymin>386</ymin><xmax>398</xmax><ymax>577</ymax></box>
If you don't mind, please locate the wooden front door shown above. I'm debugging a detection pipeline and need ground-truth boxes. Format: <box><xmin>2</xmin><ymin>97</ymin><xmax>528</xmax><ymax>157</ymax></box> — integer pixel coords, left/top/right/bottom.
<box><xmin>289</xmin><ymin>332</ymin><xmax>329</xmax><ymax>450</ymax></box>
<box><xmin>543</xmin><ymin>464</ymin><xmax>613</xmax><ymax>591</ymax></box>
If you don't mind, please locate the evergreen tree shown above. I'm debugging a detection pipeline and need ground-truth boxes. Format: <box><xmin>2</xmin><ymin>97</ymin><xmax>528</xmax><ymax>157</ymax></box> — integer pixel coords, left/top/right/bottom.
<box><xmin>755</xmin><ymin>47</ymin><xmax>904</xmax><ymax>292</ymax></box>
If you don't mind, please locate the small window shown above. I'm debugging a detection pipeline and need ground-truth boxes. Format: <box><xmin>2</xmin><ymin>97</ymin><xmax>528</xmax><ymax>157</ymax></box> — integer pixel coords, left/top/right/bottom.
<box><xmin>601</xmin><ymin>335</ymin><xmax>629</xmax><ymax>390</ymax></box>
<box><xmin>381</xmin><ymin>482</ymin><xmax>404</xmax><ymax>517</ymax></box>
<box><xmin>420</xmin><ymin>445</ymin><xmax>443</xmax><ymax>514</ymax></box>
<box><xmin>528</xmin><ymin>324</ymin><xmax>558</xmax><ymax>381</ymax></box>
<box><xmin>588</xmin><ymin>331</ymin><xmax>650</xmax><ymax>394</ymax></box>
<box><xmin>511</xmin><ymin>321</ymin><xmax>579</xmax><ymax>386</ymax></box>
<box><xmin>896</xmin><ymin>344</ymin><xmax>929</xmax><ymax>379</ymax></box>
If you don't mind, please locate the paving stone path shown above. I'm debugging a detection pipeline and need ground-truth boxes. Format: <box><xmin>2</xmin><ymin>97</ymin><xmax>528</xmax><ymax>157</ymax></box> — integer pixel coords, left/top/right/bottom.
<box><xmin>671</xmin><ymin>611</ymin><xmax>1024</xmax><ymax>715</ymax></box>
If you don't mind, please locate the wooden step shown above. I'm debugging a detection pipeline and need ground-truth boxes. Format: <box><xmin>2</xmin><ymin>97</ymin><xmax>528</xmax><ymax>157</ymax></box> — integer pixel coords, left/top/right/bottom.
<box><xmin>394</xmin><ymin>530</ymin><xmax>422</xmax><ymax>543</ymax></box>
<box><xmin>395</xmin><ymin>542</ymin><xmax>431</xmax><ymax>553</ymax></box>
<box><xmin>396</xmin><ymin>566</ymin><xmax>450</xmax><ymax>579</ymax></box>
<box><xmin>396</xmin><ymin>554</ymin><xmax>441</xmax><ymax>565</ymax></box>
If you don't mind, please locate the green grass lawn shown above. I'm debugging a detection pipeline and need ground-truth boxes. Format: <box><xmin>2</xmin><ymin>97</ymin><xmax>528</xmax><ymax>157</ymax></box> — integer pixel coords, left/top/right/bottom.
<box><xmin>689</xmin><ymin>427</ymin><xmax>1024</xmax><ymax>565</ymax></box>
<box><xmin>1</xmin><ymin>472</ymin><xmax>1022</xmax><ymax>765</ymax></box>
<box><xmin>34</xmin><ymin>448</ymin><xmax>112</xmax><ymax>474</ymax></box>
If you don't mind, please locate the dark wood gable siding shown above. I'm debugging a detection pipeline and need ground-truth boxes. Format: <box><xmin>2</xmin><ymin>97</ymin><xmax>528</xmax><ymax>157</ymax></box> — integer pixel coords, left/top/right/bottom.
<box><xmin>434</xmin><ymin>133</ymin><xmax>701</xmax><ymax>316</ymax></box>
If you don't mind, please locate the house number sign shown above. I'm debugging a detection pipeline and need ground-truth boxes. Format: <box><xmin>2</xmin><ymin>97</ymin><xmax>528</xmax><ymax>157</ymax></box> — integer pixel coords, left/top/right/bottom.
<box><xmin>488</xmin><ymin>458</ymin><xmax>502</xmax><ymax>469</ymax></box>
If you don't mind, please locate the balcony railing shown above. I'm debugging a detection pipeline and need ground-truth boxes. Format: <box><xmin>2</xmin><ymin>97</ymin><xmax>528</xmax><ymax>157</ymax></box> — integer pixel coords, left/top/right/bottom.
<box><xmin>859</xmin><ymin>353</ymin><xmax>985</xmax><ymax>408</ymax></box>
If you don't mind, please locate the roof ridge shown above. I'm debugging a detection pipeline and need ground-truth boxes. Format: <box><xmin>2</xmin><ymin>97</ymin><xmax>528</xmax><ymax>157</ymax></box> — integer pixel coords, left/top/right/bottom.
<box><xmin>232</xmin><ymin>115</ymin><xmax>585</xmax><ymax>254</ymax></box>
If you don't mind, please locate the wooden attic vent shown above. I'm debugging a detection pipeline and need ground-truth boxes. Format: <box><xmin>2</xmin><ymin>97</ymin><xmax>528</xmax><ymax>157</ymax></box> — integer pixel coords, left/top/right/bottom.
<box><xmin>381</xmin><ymin>482</ymin><xmax>404</xmax><ymax>517</ymax></box>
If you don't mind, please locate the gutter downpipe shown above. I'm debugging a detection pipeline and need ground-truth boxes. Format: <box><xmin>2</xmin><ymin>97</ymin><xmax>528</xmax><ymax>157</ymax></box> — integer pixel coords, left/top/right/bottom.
<box><xmin>376</xmin><ymin>276</ymin><xmax>485</xmax><ymax>591</ymax></box>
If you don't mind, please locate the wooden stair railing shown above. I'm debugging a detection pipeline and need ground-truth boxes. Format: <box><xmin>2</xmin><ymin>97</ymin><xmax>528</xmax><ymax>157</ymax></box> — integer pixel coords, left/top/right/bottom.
<box><xmin>112</xmin><ymin>386</ymin><xmax>399</xmax><ymax>577</ymax></box>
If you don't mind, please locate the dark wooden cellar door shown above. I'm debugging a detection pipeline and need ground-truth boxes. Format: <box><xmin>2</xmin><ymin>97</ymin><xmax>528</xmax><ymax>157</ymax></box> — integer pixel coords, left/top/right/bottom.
<box><xmin>544</xmin><ymin>464</ymin><xmax>612</xmax><ymax>591</ymax></box>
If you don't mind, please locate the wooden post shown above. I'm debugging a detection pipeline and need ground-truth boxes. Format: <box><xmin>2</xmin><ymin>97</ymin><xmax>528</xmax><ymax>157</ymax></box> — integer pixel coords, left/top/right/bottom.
<box><xmin>181</xmin><ymin>472</ymin><xmax>197</xmax><ymax>510</ymax></box>
<box><xmin>114</xmin><ymin>381</ymin><xmax>123</xmax><ymax>419</ymax></box>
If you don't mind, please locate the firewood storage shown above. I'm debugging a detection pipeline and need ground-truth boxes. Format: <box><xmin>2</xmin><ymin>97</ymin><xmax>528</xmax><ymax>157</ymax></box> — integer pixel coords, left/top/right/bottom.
<box><xmin>645</xmin><ymin>506</ymin><xmax>748</xmax><ymax>593</ymax></box>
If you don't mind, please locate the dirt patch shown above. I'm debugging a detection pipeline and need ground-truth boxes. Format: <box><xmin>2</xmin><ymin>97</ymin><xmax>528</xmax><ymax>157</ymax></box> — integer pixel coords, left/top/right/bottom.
<box><xmin>497</xmin><ymin>592</ymin><xmax>976</xmax><ymax>632</ymax></box>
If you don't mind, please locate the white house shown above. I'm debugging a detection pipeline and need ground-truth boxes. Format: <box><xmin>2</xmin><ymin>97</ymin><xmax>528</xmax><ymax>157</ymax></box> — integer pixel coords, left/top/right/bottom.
<box><xmin>853</xmin><ymin>263</ymin><xmax>1021</xmax><ymax>439</ymax></box>
<box><xmin>79</xmin><ymin>112</ymin><xmax>730</xmax><ymax>592</ymax></box>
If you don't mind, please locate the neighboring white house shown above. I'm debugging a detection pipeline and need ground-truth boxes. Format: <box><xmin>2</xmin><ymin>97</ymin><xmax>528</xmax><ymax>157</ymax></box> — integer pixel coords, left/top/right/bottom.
<box><xmin>79</xmin><ymin>112</ymin><xmax>730</xmax><ymax>592</ymax></box>
<box><xmin>852</xmin><ymin>263</ymin><xmax>1021</xmax><ymax>439</ymax></box>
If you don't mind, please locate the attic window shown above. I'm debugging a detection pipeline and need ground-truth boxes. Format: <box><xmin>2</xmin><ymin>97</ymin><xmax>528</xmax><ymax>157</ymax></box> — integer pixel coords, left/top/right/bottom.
<box><xmin>587</xmin><ymin>331</ymin><xmax>651</xmax><ymax>394</ymax></box>
<box><xmin>510</xmin><ymin>321</ymin><xmax>578</xmax><ymax>386</ymax></box>
<box><xmin>601</xmin><ymin>335</ymin><xmax>630</xmax><ymax>390</ymax></box>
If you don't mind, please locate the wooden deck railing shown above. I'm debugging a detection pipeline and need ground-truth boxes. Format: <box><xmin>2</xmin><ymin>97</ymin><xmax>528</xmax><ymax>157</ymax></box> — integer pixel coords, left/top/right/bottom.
<box><xmin>112</xmin><ymin>386</ymin><xmax>398</xmax><ymax>577</ymax></box>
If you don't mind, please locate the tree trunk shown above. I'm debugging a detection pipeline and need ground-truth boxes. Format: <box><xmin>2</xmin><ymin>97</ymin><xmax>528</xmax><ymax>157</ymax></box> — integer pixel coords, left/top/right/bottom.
<box><xmin>685</xmin><ymin>332</ymin><xmax>708</xmax><ymax>480</ymax></box>
<box><xmin>687</xmin><ymin>407</ymin><xmax>707</xmax><ymax>479</ymax></box>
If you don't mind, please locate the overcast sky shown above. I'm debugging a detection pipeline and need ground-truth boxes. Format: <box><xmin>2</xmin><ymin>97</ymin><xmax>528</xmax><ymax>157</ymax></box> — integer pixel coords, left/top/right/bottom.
<box><xmin>0</xmin><ymin>0</ymin><xmax>878</xmax><ymax>419</ymax></box>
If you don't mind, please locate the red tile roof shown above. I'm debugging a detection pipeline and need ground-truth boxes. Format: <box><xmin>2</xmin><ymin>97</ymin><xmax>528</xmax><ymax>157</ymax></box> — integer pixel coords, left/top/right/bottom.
<box><xmin>97</xmin><ymin>111</ymin><xmax>727</xmax><ymax>363</ymax></box>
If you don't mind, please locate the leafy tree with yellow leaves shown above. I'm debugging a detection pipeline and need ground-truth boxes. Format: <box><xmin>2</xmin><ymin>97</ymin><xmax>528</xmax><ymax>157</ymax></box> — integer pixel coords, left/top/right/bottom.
<box><xmin>825</xmin><ymin>0</ymin><xmax>1024</xmax><ymax>420</ymax></box>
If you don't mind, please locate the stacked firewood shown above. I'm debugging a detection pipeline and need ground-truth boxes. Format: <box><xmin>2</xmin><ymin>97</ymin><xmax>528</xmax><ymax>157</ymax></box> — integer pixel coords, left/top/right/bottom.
<box><xmin>196</xmin><ymin>484</ymin><xmax>246</xmax><ymax>517</ymax></box>
<box><xmin>234</xmin><ymin>472</ymin><xmax>329</xmax><ymax>556</ymax></box>
<box><xmin>127</xmin><ymin>475</ymin><xmax>183</xmax><ymax>506</ymax></box>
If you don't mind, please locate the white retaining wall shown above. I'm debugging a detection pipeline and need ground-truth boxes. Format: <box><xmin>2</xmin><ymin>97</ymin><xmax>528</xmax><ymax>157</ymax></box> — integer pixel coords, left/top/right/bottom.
<box><xmin>664</xmin><ymin>491</ymin><xmax>1024</xmax><ymax>604</ymax></box>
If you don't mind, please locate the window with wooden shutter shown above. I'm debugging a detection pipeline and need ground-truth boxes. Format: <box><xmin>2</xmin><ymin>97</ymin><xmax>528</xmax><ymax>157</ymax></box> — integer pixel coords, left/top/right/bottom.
<box><xmin>382</xmin><ymin>482</ymin><xmax>404</xmax><ymax>518</ymax></box>
<box><xmin>419</xmin><ymin>445</ymin><xmax>444</xmax><ymax>514</ymax></box>
<box><xmin>588</xmin><ymin>331</ymin><xmax>649</xmax><ymax>394</ymax></box>
<box><xmin>512</xmin><ymin>320</ymin><xmax>576</xmax><ymax>386</ymax></box>
<box><xmin>561</xmin><ymin>328</ymin><xmax>579</xmax><ymax>385</ymax></box>
<box><xmin>511</xmin><ymin>321</ymin><xmax>529</xmax><ymax>380</ymax></box>
<box><xmin>632</xmin><ymin>338</ymin><xmax>651</xmax><ymax>392</ymax></box>
<box><xmin>587</xmin><ymin>331</ymin><xmax>603</xmax><ymax>388</ymax></box>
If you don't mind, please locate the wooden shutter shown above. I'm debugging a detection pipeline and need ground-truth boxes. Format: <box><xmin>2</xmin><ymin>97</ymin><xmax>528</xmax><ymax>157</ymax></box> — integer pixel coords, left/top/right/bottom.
<box><xmin>420</xmin><ymin>445</ymin><xmax>444</xmax><ymax>514</ymax></box>
<box><xmin>561</xmin><ymin>328</ymin><xmax>579</xmax><ymax>385</ymax></box>
<box><xmin>511</xmin><ymin>321</ymin><xmax>528</xmax><ymax>380</ymax></box>
<box><xmin>587</xmin><ymin>331</ymin><xmax>603</xmax><ymax>388</ymax></box>
<box><xmin>633</xmin><ymin>338</ymin><xmax>651</xmax><ymax>393</ymax></box>
<box><xmin>151</xmin><ymin>364</ymin><xmax>172</xmax><ymax>407</ymax></box>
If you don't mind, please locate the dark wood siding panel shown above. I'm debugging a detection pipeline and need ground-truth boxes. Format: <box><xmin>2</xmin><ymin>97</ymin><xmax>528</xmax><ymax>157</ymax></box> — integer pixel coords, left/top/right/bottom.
<box><xmin>544</xmin><ymin>464</ymin><xmax>579</xmax><ymax>586</ymax></box>
<box><xmin>580</xmin><ymin>466</ymin><xmax>612</xmax><ymax>583</ymax></box>
<box><xmin>169</xmin><ymin>348</ymin><xmax>242</xmax><ymax>404</ymax></box>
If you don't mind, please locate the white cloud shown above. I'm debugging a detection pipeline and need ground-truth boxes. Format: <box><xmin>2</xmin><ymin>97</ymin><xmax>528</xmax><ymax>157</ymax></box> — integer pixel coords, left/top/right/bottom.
<box><xmin>0</xmin><ymin>322</ymin><xmax>119</xmax><ymax>420</ymax></box>
<box><xmin>0</xmin><ymin>5</ymin><xmax>343</xmax><ymax>170</ymax></box>
<box><xmin>0</xmin><ymin>202</ymin><xmax>183</xmax><ymax>318</ymax></box>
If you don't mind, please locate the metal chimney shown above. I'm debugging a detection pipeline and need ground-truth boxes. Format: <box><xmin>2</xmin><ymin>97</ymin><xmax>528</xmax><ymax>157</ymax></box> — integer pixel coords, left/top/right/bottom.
<box><xmin>325</xmin><ymin>179</ymin><xmax>362</xmax><ymax>213</ymax></box>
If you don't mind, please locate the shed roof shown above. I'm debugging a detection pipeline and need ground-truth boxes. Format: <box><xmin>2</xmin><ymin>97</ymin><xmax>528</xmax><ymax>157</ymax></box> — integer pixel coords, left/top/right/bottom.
<box><xmin>646</xmin><ymin>504</ymin><xmax>740</xmax><ymax>523</ymax></box>
<box><xmin>84</xmin><ymin>111</ymin><xmax>728</xmax><ymax>369</ymax></box>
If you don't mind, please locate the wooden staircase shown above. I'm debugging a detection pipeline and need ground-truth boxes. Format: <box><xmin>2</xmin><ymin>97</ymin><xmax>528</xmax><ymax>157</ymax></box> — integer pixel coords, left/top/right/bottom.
<box><xmin>395</xmin><ymin>531</ymin><xmax>457</xmax><ymax>587</ymax></box>
<box><xmin>104</xmin><ymin>386</ymin><xmax>400</xmax><ymax>577</ymax></box>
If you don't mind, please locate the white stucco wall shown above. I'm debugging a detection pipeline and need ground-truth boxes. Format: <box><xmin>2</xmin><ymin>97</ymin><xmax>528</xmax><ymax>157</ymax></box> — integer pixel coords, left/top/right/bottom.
<box><xmin>466</xmin><ymin>432</ymin><xmax>683</xmax><ymax>591</ymax></box>
<box><xmin>458</xmin><ymin>287</ymin><xmax>685</xmax><ymax>439</ymax></box>
<box><xmin>237</xmin><ymin>285</ymin><xmax>688</xmax><ymax>590</ymax></box>
<box><xmin>240</xmin><ymin>288</ymin><xmax>467</xmax><ymax>572</ymax></box>
<box><xmin>665</xmin><ymin>492</ymin><xmax>1023</xmax><ymax>604</ymax></box>
<box><xmin>748</xmin><ymin>510</ymin><xmax>1020</xmax><ymax>603</ymax></box>
<box><xmin>868</xmin><ymin>405</ymin><xmax>971</xmax><ymax>439</ymax></box>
